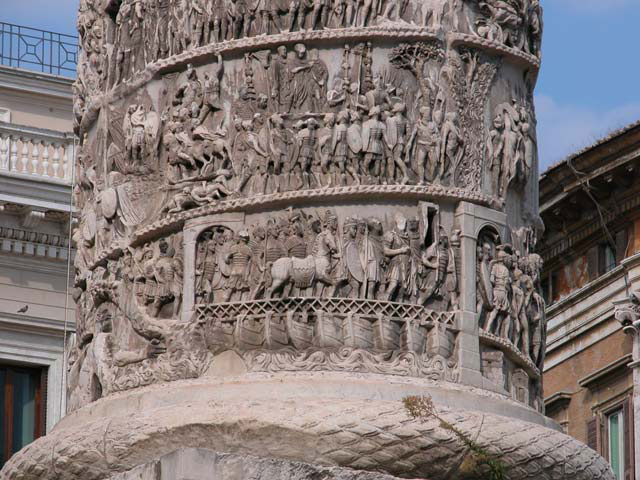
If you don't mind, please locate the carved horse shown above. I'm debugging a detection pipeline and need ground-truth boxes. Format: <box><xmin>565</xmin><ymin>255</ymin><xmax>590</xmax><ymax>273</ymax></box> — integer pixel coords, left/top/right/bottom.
<box><xmin>267</xmin><ymin>254</ymin><xmax>336</xmax><ymax>298</ymax></box>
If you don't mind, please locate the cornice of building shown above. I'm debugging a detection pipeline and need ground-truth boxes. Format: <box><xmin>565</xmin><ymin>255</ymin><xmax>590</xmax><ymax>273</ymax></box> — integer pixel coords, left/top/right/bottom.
<box><xmin>0</xmin><ymin>312</ymin><xmax>74</xmax><ymax>337</ymax></box>
<box><xmin>0</xmin><ymin>173</ymin><xmax>74</xmax><ymax>213</ymax></box>
<box><xmin>0</xmin><ymin>65</ymin><xmax>74</xmax><ymax>101</ymax></box>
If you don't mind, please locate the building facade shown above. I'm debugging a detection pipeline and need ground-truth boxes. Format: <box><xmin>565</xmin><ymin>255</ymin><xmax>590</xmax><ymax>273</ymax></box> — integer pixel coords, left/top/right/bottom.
<box><xmin>0</xmin><ymin>22</ymin><xmax>76</xmax><ymax>467</ymax></box>
<box><xmin>541</xmin><ymin>121</ymin><xmax>640</xmax><ymax>480</ymax></box>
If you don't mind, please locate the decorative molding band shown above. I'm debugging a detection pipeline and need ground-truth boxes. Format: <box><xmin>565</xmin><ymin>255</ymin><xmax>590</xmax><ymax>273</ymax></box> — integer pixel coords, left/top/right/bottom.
<box><xmin>0</xmin><ymin>225</ymin><xmax>71</xmax><ymax>262</ymax></box>
<box><xmin>132</xmin><ymin>184</ymin><xmax>497</xmax><ymax>247</ymax></box>
<box><xmin>479</xmin><ymin>330</ymin><xmax>540</xmax><ymax>380</ymax></box>
<box><xmin>578</xmin><ymin>354</ymin><xmax>632</xmax><ymax>390</ymax></box>
<box><xmin>447</xmin><ymin>32</ymin><xmax>540</xmax><ymax>70</ymax></box>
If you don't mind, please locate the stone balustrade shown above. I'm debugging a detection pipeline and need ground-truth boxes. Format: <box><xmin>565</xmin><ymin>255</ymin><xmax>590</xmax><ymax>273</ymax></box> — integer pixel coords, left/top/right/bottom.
<box><xmin>0</xmin><ymin>122</ymin><xmax>76</xmax><ymax>185</ymax></box>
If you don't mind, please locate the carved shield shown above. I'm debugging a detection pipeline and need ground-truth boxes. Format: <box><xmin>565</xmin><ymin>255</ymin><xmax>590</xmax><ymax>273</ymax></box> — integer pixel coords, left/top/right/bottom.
<box><xmin>347</xmin><ymin>125</ymin><xmax>362</xmax><ymax>153</ymax></box>
<box><xmin>101</xmin><ymin>187</ymin><xmax>118</xmax><ymax>220</ymax></box>
<box><xmin>82</xmin><ymin>210</ymin><xmax>97</xmax><ymax>242</ymax></box>
<box><xmin>344</xmin><ymin>241</ymin><xmax>364</xmax><ymax>283</ymax></box>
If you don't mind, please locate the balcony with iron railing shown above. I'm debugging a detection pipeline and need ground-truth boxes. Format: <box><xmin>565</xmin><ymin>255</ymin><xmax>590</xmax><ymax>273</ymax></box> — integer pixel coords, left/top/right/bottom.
<box><xmin>0</xmin><ymin>22</ymin><xmax>78</xmax><ymax>78</ymax></box>
<box><xmin>0</xmin><ymin>21</ymin><xmax>77</xmax><ymax>209</ymax></box>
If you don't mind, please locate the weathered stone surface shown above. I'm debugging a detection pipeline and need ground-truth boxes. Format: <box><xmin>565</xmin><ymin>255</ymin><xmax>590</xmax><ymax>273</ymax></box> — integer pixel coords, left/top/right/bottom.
<box><xmin>111</xmin><ymin>448</ymin><xmax>403</xmax><ymax>480</ymax></box>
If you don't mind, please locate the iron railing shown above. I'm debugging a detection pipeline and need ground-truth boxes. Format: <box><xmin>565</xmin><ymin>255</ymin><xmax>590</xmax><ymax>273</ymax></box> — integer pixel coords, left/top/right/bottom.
<box><xmin>0</xmin><ymin>22</ymin><xmax>78</xmax><ymax>77</ymax></box>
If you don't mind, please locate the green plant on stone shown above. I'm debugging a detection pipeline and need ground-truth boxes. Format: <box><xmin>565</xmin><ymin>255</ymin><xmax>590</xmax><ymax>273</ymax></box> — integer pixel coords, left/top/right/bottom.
<box><xmin>403</xmin><ymin>396</ymin><xmax>506</xmax><ymax>480</ymax></box>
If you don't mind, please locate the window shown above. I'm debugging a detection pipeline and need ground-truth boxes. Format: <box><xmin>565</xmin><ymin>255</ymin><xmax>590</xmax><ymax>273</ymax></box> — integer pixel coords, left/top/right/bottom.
<box><xmin>0</xmin><ymin>365</ymin><xmax>47</xmax><ymax>467</ymax></box>
<box><xmin>608</xmin><ymin>410</ymin><xmax>625</xmax><ymax>480</ymax></box>
<box><xmin>598</xmin><ymin>243</ymin><xmax>617</xmax><ymax>276</ymax></box>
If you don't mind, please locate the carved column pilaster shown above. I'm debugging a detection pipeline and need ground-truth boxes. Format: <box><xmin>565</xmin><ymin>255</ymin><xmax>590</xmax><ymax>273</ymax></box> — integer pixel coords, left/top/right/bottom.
<box><xmin>619</xmin><ymin>310</ymin><xmax>640</xmax><ymax>479</ymax></box>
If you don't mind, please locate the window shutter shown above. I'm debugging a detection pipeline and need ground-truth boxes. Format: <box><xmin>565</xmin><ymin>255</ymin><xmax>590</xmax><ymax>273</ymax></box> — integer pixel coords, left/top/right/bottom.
<box><xmin>39</xmin><ymin>367</ymin><xmax>48</xmax><ymax>437</ymax></box>
<box><xmin>587</xmin><ymin>418</ymin><xmax>598</xmax><ymax>452</ymax></box>
<box><xmin>616</xmin><ymin>229</ymin><xmax>629</xmax><ymax>264</ymax></box>
<box><xmin>624</xmin><ymin>399</ymin><xmax>634</xmax><ymax>480</ymax></box>
<box><xmin>586</xmin><ymin>246</ymin><xmax>599</xmax><ymax>281</ymax></box>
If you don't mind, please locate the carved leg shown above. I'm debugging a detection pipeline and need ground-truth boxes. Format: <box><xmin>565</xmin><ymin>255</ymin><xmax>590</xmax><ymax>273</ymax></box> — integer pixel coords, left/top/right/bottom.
<box><xmin>484</xmin><ymin>309</ymin><xmax>499</xmax><ymax>334</ymax></box>
<box><xmin>500</xmin><ymin>313</ymin><xmax>512</xmax><ymax>341</ymax></box>
<box><xmin>520</xmin><ymin>313</ymin><xmax>530</xmax><ymax>358</ymax></box>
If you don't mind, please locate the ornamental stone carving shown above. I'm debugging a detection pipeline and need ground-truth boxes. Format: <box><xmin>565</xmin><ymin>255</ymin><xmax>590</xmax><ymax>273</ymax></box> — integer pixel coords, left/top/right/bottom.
<box><xmin>2</xmin><ymin>2</ymin><xmax>616</xmax><ymax>480</ymax></box>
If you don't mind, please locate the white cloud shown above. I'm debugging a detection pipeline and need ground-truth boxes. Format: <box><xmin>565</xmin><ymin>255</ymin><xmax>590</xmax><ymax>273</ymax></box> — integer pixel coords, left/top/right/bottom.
<box><xmin>534</xmin><ymin>94</ymin><xmax>640</xmax><ymax>170</ymax></box>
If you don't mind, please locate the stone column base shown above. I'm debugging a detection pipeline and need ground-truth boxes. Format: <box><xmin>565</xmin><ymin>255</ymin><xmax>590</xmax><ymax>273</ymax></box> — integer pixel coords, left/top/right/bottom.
<box><xmin>112</xmin><ymin>448</ymin><xmax>402</xmax><ymax>480</ymax></box>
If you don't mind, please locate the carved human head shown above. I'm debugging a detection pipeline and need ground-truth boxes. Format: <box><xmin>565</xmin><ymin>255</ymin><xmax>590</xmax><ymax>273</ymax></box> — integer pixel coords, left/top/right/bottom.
<box><xmin>270</xmin><ymin>114</ymin><xmax>284</xmax><ymax>128</ymax></box>
<box><xmin>311</xmin><ymin>218</ymin><xmax>322</xmax><ymax>233</ymax></box>
<box><xmin>393</xmin><ymin>103</ymin><xmax>406</xmax><ymax>114</ymax></box>
<box><xmin>277</xmin><ymin>45</ymin><xmax>287</xmax><ymax>58</ymax></box>
<box><xmin>253</xmin><ymin>113</ymin><xmax>265</xmax><ymax>128</ymax></box>
<box><xmin>186</xmin><ymin>64</ymin><xmax>196</xmax><ymax>79</ymax></box>
<box><xmin>294</xmin><ymin>43</ymin><xmax>307</xmax><ymax>58</ymax></box>
<box><xmin>344</xmin><ymin>218</ymin><xmax>358</xmax><ymax>237</ymax></box>
<box><xmin>369</xmin><ymin>106</ymin><xmax>381</xmax><ymax>119</ymax></box>
<box><xmin>493</xmin><ymin>112</ymin><xmax>504</xmax><ymax>129</ymax></box>
<box><xmin>337</xmin><ymin>110</ymin><xmax>350</xmax><ymax>124</ymax></box>
<box><xmin>237</xmin><ymin>230</ymin><xmax>250</xmax><ymax>243</ymax></box>
<box><xmin>368</xmin><ymin>218</ymin><xmax>382</xmax><ymax>235</ymax></box>
<box><xmin>350</xmin><ymin>111</ymin><xmax>361</xmax><ymax>123</ymax></box>
<box><xmin>323</xmin><ymin>113</ymin><xmax>336</xmax><ymax>127</ymax></box>
<box><xmin>407</xmin><ymin>217</ymin><xmax>419</xmax><ymax>232</ymax></box>
<box><xmin>257</xmin><ymin>94</ymin><xmax>269</xmax><ymax>110</ymax></box>
<box><xmin>158</xmin><ymin>239</ymin><xmax>170</xmax><ymax>255</ymax></box>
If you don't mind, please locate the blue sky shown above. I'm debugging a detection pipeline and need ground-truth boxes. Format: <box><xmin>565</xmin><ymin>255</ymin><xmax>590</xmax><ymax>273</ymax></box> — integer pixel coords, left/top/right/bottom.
<box><xmin>2</xmin><ymin>0</ymin><xmax>639</xmax><ymax>170</ymax></box>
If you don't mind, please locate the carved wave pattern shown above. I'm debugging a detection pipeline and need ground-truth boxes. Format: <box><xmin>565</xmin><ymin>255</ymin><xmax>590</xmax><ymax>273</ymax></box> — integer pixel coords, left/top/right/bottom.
<box><xmin>243</xmin><ymin>347</ymin><xmax>459</xmax><ymax>382</ymax></box>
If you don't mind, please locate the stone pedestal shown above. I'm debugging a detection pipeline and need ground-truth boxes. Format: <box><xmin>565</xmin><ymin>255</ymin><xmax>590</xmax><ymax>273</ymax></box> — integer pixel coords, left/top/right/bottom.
<box><xmin>0</xmin><ymin>0</ymin><xmax>613</xmax><ymax>479</ymax></box>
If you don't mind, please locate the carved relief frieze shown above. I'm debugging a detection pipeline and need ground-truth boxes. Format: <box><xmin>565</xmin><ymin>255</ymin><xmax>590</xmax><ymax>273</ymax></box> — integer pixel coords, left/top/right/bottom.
<box><xmin>68</xmin><ymin>0</ymin><xmax>545</xmax><ymax>414</ymax></box>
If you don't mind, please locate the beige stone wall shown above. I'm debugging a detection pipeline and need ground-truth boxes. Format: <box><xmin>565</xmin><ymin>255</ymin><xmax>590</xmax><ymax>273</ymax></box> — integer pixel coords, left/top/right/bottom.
<box><xmin>0</xmin><ymin>66</ymin><xmax>73</xmax><ymax>132</ymax></box>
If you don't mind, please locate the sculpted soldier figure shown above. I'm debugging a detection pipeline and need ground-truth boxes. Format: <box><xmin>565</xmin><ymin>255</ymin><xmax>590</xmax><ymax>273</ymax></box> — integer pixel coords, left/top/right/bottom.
<box><xmin>382</xmin><ymin>216</ymin><xmax>411</xmax><ymax>301</ymax></box>
<box><xmin>114</xmin><ymin>1</ymin><xmax>133</xmax><ymax>84</ymax></box>
<box><xmin>175</xmin><ymin>65</ymin><xmax>203</xmax><ymax>121</ymax></box>
<box><xmin>384</xmin><ymin>102</ymin><xmax>410</xmax><ymax>184</ymax></box>
<box><xmin>527</xmin><ymin>273</ymin><xmax>546</xmax><ymax>369</ymax></box>
<box><xmin>406</xmin><ymin>216</ymin><xmax>424</xmax><ymax>301</ymax></box>
<box><xmin>487</xmin><ymin>112</ymin><xmax>506</xmax><ymax>196</ymax></box>
<box><xmin>293</xmin><ymin>119</ymin><xmax>318</xmax><ymax>189</ymax></box>
<box><xmin>311</xmin><ymin>0</ymin><xmax>330</xmax><ymax>30</ymax></box>
<box><xmin>222</xmin><ymin>230</ymin><xmax>253</xmax><ymax>302</ymax></box>
<box><xmin>271</xmin><ymin>46</ymin><xmax>290</xmax><ymax>112</ymax></box>
<box><xmin>332</xmin><ymin>110</ymin><xmax>358</xmax><ymax>185</ymax></box>
<box><xmin>361</xmin><ymin>217</ymin><xmax>384</xmax><ymax>299</ymax></box>
<box><xmin>190</xmin><ymin>0</ymin><xmax>208</xmax><ymax>46</ymax></box>
<box><xmin>439</xmin><ymin>112</ymin><xmax>464</xmax><ymax>185</ymax></box>
<box><xmin>314</xmin><ymin>113</ymin><xmax>334</xmax><ymax>186</ymax></box>
<box><xmin>342</xmin><ymin>218</ymin><xmax>365</xmax><ymax>298</ymax></box>
<box><xmin>362</xmin><ymin>106</ymin><xmax>386</xmax><ymax>184</ymax></box>
<box><xmin>483</xmin><ymin>245</ymin><xmax>513</xmax><ymax>338</ymax></box>
<box><xmin>347</xmin><ymin>110</ymin><xmax>364</xmax><ymax>180</ymax></box>
<box><xmin>313</xmin><ymin>215</ymin><xmax>340</xmax><ymax>296</ymax></box>
<box><xmin>407</xmin><ymin>107</ymin><xmax>435</xmax><ymax>185</ymax></box>
<box><xmin>151</xmin><ymin>240</ymin><xmax>178</xmax><ymax>317</ymax></box>
<box><xmin>155</xmin><ymin>0</ymin><xmax>172</xmax><ymax>59</ymax></box>
<box><xmin>511</xmin><ymin>263</ymin><xmax>530</xmax><ymax>355</ymax></box>
<box><xmin>198</xmin><ymin>54</ymin><xmax>224</xmax><ymax>126</ymax></box>
<box><xmin>124</xmin><ymin>105</ymin><xmax>147</xmax><ymax>170</ymax></box>
<box><xmin>420</xmin><ymin>231</ymin><xmax>451</xmax><ymax>305</ymax></box>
